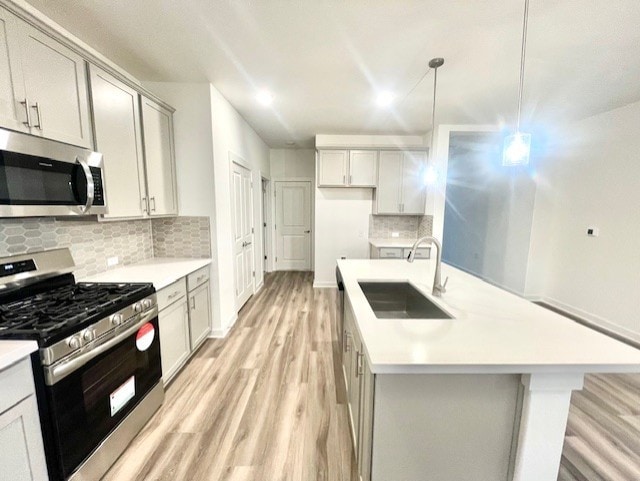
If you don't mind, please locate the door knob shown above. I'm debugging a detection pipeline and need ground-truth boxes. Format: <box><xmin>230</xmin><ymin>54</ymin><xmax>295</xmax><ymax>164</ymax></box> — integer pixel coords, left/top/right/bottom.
<box><xmin>305</xmin><ymin>230</ymin><xmax>311</xmax><ymax>233</ymax></box>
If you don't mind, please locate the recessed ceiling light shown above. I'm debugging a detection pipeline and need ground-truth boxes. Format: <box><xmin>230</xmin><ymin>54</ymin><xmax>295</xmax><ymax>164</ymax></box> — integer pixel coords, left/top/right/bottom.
<box><xmin>376</xmin><ymin>91</ymin><xmax>395</xmax><ymax>107</ymax></box>
<box><xmin>256</xmin><ymin>90</ymin><xmax>274</xmax><ymax>106</ymax></box>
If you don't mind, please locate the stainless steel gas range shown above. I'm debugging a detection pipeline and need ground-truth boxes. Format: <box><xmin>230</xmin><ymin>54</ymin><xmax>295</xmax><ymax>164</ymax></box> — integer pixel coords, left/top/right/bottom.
<box><xmin>0</xmin><ymin>248</ymin><xmax>164</xmax><ymax>481</ymax></box>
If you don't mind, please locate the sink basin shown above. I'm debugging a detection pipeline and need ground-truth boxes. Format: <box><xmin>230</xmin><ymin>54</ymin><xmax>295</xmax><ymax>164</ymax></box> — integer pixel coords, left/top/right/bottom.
<box><xmin>358</xmin><ymin>281</ymin><xmax>452</xmax><ymax>319</ymax></box>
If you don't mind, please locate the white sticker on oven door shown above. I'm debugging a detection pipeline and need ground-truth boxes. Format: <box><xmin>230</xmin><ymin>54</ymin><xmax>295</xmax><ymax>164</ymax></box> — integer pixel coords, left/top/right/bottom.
<box><xmin>136</xmin><ymin>322</ymin><xmax>155</xmax><ymax>351</ymax></box>
<box><xmin>110</xmin><ymin>376</ymin><xmax>135</xmax><ymax>417</ymax></box>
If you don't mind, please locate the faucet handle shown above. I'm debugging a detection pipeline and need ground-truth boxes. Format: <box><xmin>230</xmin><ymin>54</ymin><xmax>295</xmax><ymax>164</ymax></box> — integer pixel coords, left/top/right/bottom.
<box><xmin>442</xmin><ymin>276</ymin><xmax>449</xmax><ymax>292</ymax></box>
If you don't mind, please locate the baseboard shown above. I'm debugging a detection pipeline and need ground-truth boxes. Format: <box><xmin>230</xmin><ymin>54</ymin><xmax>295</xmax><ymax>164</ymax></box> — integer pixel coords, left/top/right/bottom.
<box><xmin>254</xmin><ymin>281</ymin><xmax>264</xmax><ymax>293</ymax></box>
<box><xmin>538</xmin><ymin>297</ymin><xmax>640</xmax><ymax>349</ymax></box>
<box><xmin>208</xmin><ymin>312</ymin><xmax>237</xmax><ymax>339</ymax></box>
<box><xmin>313</xmin><ymin>280</ymin><xmax>337</xmax><ymax>288</ymax></box>
<box><xmin>209</xmin><ymin>325</ymin><xmax>230</xmax><ymax>338</ymax></box>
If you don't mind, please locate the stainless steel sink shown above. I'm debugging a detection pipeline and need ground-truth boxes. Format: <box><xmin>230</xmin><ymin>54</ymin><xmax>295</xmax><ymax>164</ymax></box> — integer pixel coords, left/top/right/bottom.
<box><xmin>358</xmin><ymin>281</ymin><xmax>452</xmax><ymax>319</ymax></box>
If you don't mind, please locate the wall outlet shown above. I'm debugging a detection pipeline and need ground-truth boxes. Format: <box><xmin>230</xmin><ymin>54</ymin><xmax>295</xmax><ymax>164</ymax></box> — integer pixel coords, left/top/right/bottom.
<box><xmin>391</xmin><ymin>232</ymin><xmax>400</xmax><ymax>238</ymax></box>
<box><xmin>107</xmin><ymin>256</ymin><xmax>119</xmax><ymax>267</ymax></box>
<box><xmin>340</xmin><ymin>255</ymin><xmax>347</xmax><ymax>260</ymax></box>
<box><xmin>587</xmin><ymin>227</ymin><xmax>599</xmax><ymax>237</ymax></box>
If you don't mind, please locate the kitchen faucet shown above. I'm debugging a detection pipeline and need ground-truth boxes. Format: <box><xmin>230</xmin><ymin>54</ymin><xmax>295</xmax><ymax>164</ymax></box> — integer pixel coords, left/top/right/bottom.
<box><xmin>407</xmin><ymin>236</ymin><xmax>448</xmax><ymax>297</ymax></box>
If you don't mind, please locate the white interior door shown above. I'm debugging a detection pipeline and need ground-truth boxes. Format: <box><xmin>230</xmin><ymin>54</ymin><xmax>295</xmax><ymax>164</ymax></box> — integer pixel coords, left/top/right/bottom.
<box><xmin>231</xmin><ymin>162</ymin><xmax>254</xmax><ymax>309</ymax></box>
<box><xmin>275</xmin><ymin>181</ymin><xmax>311</xmax><ymax>271</ymax></box>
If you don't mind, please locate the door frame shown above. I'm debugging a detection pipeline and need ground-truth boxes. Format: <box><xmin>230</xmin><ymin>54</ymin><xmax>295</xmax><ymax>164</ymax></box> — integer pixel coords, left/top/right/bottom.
<box><xmin>229</xmin><ymin>153</ymin><xmax>255</xmax><ymax>309</ymax></box>
<box><xmin>272</xmin><ymin>177</ymin><xmax>314</xmax><ymax>272</ymax></box>
<box><xmin>261</xmin><ymin>176</ymin><xmax>272</xmax><ymax>275</ymax></box>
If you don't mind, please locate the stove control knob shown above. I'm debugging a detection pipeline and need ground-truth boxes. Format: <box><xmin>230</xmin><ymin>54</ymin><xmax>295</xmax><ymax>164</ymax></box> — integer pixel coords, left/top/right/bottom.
<box><xmin>67</xmin><ymin>336</ymin><xmax>81</xmax><ymax>349</ymax></box>
<box><xmin>83</xmin><ymin>330</ymin><xmax>95</xmax><ymax>342</ymax></box>
<box><xmin>111</xmin><ymin>313</ymin><xmax>123</xmax><ymax>326</ymax></box>
<box><xmin>142</xmin><ymin>299</ymin><xmax>153</xmax><ymax>310</ymax></box>
<box><xmin>133</xmin><ymin>302</ymin><xmax>143</xmax><ymax>313</ymax></box>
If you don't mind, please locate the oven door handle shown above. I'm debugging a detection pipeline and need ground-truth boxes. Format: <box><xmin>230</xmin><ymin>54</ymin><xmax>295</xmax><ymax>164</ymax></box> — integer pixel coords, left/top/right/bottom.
<box><xmin>44</xmin><ymin>307</ymin><xmax>158</xmax><ymax>386</ymax></box>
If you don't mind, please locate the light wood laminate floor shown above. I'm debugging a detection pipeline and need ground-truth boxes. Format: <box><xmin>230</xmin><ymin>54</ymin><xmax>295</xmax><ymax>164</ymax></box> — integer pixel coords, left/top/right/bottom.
<box><xmin>559</xmin><ymin>373</ymin><xmax>640</xmax><ymax>481</ymax></box>
<box><xmin>103</xmin><ymin>271</ymin><xmax>356</xmax><ymax>481</ymax></box>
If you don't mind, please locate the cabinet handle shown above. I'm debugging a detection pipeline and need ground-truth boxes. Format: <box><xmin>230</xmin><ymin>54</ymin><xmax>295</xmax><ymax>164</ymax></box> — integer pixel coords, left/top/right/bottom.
<box><xmin>345</xmin><ymin>332</ymin><xmax>351</xmax><ymax>352</ymax></box>
<box><xmin>150</xmin><ymin>197</ymin><xmax>156</xmax><ymax>212</ymax></box>
<box><xmin>349</xmin><ymin>174</ymin><xmax>352</xmax><ymax>184</ymax></box>
<box><xmin>343</xmin><ymin>330</ymin><xmax>348</xmax><ymax>352</ymax></box>
<box><xmin>356</xmin><ymin>351</ymin><xmax>364</xmax><ymax>377</ymax></box>
<box><xmin>167</xmin><ymin>290</ymin><xmax>180</xmax><ymax>300</ymax></box>
<box><xmin>343</xmin><ymin>175</ymin><xmax>346</xmax><ymax>185</ymax></box>
<box><xmin>142</xmin><ymin>197</ymin><xmax>148</xmax><ymax>214</ymax></box>
<box><xmin>196</xmin><ymin>275</ymin><xmax>206</xmax><ymax>283</ymax></box>
<box><xmin>20</xmin><ymin>99</ymin><xmax>31</xmax><ymax>127</ymax></box>
<box><xmin>32</xmin><ymin>102</ymin><xmax>42</xmax><ymax>130</ymax></box>
<box><xmin>190</xmin><ymin>296</ymin><xmax>196</xmax><ymax>309</ymax></box>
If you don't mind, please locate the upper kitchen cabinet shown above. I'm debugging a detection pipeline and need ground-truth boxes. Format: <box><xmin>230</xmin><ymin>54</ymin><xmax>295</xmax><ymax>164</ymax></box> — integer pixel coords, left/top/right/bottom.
<box><xmin>374</xmin><ymin>150</ymin><xmax>427</xmax><ymax>215</ymax></box>
<box><xmin>141</xmin><ymin>97</ymin><xmax>178</xmax><ymax>216</ymax></box>
<box><xmin>0</xmin><ymin>7</ymin><xmax>92</xmax><ymax>148</ymax></box>
<box><xmin>89</xmin><ymin>65</ymin><xmax>147</xmax><ymax>219</ymax></box>
<box><xmin>317</xmin><ymin>149</ymin><xmax>378</xmax><ymax>187</ymax></box>
<box><xmin>348</xmin><ymin>150</ymin><xmax>377</xmax><ymax>187</ymax></box>
<box><xmin>0</xmin><ymin>8</ymin><xmax>27</xmax><ymax>133</ymax></box>
<box><xmin>317</xmin><ymin>149</ymin><xmax>348</xmax><ymax>186</ymax></box>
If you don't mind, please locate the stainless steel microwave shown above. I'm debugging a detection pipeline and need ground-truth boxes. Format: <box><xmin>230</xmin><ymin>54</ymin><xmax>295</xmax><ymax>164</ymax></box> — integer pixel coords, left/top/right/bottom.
<box><xmin>0</xmin><ymin>128</ymin><xmax>106</xmax><ymax>217</ymax></box>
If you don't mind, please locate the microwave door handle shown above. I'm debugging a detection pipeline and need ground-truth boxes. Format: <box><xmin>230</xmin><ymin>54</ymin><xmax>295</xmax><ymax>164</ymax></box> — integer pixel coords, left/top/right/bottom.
<box><xmin>76</xmin><ymin>157</ymin><xmax>95</xmax><ymax>213</ymax></box>
<box><xmin>44</xmin><ymin>306</ymin><xmax>158</xmax><ymax>386</ymax></box>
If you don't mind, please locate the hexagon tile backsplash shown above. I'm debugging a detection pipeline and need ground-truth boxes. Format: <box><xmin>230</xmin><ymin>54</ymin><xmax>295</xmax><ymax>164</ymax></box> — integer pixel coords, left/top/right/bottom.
<box><xmin>0</xmin><ymin>216</ymin><xmax>211</xmax><ymax>279</ymax></box>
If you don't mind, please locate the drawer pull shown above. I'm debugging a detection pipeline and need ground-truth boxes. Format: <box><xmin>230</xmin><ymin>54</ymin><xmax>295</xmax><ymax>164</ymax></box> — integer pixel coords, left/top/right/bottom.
<box><xmin>167</xmin><ymin>291</ymin><xmax>181</xmax><ymax>300</ymax></box>
<box><xmin>196</xmin><ymin>275</ymin><xmax>206</xmax><ymax>283</ymax></box>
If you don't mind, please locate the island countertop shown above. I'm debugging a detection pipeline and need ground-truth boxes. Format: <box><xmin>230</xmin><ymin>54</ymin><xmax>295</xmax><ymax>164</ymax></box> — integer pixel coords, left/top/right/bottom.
<box><xmin>337</xmin><ymin>259</ymin><xmax>640</xmax><ymax>374</ymax></box>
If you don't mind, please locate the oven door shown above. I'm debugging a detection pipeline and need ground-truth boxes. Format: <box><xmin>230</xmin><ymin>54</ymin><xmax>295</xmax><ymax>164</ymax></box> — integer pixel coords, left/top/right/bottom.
<box><xmin>43</xmin><ymin>310</ymin><xmax>161</xmax><ymax>480</ymax></box>
<box><xmin>0</xmin><ymin>128</ymin><xmax>106</xmax><ymax>217</ymax></box>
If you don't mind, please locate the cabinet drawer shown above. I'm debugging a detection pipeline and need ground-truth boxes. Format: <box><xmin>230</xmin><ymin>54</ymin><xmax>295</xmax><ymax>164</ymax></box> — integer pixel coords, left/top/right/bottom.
<box><xmin>187</xmin><ymin>266</ymin><xmax>210</xmax><ymax>291</ymax></box>
<box><xmin>0</xmin><ymin>358</ymin><xmax>34</xmax><ymax>415</ymax></box>
<box><xmin>379</xmin><ymin>247</ymin><xmax>403</xmax><ymax>259</ymax></box>
<box><xmin>157</xmin><ymin>278</ymin><xmax>187</xmax><ymax>311</ymax></box>
<box><xmin>404</xmin><ymin>247</ymin><xmax>431</xmax><ymax>259</ymax></box>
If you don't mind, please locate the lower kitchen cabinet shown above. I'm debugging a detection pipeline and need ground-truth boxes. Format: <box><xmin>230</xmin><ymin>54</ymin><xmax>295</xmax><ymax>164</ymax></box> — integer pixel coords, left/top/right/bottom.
<box><xmin>342</xmin><ymin>295</ymin><xmax>375</xmax><ymax>481</ymax></box>
<box><xmin>158</xmin><ymin>293</ymin><xmax>190</xmax><ymax>385</ymax></box>
<box><xmin>0</xmin><ymin>359</ymin><xmax>48</xmax><ymax>481</ymax></box>
<box><xmin>158</xmin><ymin>266</ymin><xmax>212</xmax><ymax>385</ymax></box>
<box><xmin>188</xmin><ymin>280</ymin><xmax>211</xmax><ymax>350</ymax></box>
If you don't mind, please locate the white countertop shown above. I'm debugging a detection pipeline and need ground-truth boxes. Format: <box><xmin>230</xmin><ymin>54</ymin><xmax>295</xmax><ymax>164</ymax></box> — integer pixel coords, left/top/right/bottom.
<box><xmin>0</xmin><ymin>340</ymin><xmax>38</xmax><ymax>371</ymax></box>
<box><xmin>369</xmin><ymin>238</ymin><xmax>427</xmax><ymax>248</ymax></box>
<box><xmin>82</xmin><ymin>258</ymin><xmax>212</xmax><ymax>290</ymax></box>
<box><xmin>338</xmin><ymin>259</ymin><xmax>640</xmax><ymax>375</ymax></box>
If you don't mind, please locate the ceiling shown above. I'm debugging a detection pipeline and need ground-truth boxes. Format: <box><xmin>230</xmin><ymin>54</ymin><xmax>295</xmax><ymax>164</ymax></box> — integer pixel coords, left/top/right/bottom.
<box><xmin>25</xmin><ymin>0</ymin><xmax>640</xmax><ymax>148</ymax></box>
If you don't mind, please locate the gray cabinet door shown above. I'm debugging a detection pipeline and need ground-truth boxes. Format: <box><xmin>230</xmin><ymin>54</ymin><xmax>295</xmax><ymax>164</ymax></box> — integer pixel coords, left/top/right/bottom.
<box><xmin>0</xmin><ymin>7</ymin><xmax>28</xmax><ymax>134</ymax></box>
<box><xmin>188</xmin><ymin>281</ymin><xmax>211</xmax><ymax>350</ymax></box>
<box><xmin>90</xmin><ymin>65</ymin><xmax>147</xmax><ymax>219</ymax></box>
<box><xmin>0</xmin><ymin>395</ymin><xmax>49</xmax><ymax>481</ymax></box>
<box><xmin>375</xmin><ymin>151</ymin><xmax>403</xmax><ymax>214</ymax></box>
<box><xmin>158</xmin><ymin>299</ymin><xmax>190</xmax><ymax>385</ymax></box>
<box><xmin>400</xmin><ymin>151</ymin><xmax>427</xmax><ymax>214</ymax></box>
<box><xmin>19</xmin><ymin>22</ymin><xmax>92</xmax><ymax>148</ymax></box>
<box><xmin>141</xmin><ymin>97</ymin><xmax>178</xmax><ymax>216</ymax></box>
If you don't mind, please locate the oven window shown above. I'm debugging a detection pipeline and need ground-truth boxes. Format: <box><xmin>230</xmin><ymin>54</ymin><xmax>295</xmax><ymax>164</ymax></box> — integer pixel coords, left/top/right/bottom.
<box><xmin>46</xmin><ymin>318</ymin><xmax>161</xmax><ymax>479</ymax></box>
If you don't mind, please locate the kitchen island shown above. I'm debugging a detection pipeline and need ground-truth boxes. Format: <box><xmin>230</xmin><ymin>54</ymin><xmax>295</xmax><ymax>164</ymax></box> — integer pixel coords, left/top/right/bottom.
<box><xmin>337</xmin><ymin>258</ymin><xmax>640</xmax><ymax>481</ymax></box>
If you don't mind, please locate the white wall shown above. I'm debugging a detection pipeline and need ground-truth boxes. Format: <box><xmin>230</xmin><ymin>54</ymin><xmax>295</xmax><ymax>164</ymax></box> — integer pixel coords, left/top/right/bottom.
<box><xmin>527</xmin><ymin>100</ymin><xmax>640</xmax><ymax>341</ymax></box>
<box><xmin>314</xmin><ymin>187</ymin><xmax>372</xmax><ymax>287</ymax></box>
<box><xmin>209</xmin><ymin>84</ymin><xmax>270</xmax><ymax>334</ymax></box>
<box><xmin>270</xmin><ymin>149</ymin><xmax>315</xmax><ymax>179</ymax></box>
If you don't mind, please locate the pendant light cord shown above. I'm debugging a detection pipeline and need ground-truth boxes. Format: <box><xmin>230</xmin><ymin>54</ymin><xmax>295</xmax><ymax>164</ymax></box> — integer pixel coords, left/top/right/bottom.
<box><xmin>516</xmin><ymin>0</ymin><xmax>530</xmax><ymax>132</ymax></box>
<box><xmin>430</xmin><ymin>65</ymin><xmax>438</xmax><ymax>153</ymax></box>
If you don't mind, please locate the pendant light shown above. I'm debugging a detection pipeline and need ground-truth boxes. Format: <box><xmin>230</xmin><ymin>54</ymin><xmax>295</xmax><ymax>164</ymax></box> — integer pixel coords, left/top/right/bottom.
<box><xmin>424</xmin><ymin>57</ymin><xmax>444</xmax><ymax>185</ymax></box>
<box><xmin>503</xmin><ymin>0</ymin><xmax>532</xmax><ymax>166</ymax></box>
